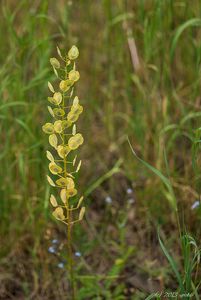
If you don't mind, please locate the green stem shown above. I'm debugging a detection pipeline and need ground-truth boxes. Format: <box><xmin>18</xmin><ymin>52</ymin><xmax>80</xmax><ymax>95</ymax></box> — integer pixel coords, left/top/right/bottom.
<box><xmin>67</xmin><ymin>211</ymin><xmax>76</xmax><ymax>299</ymax></box>
<box><xmin>62</xmin><ymin>65</ymin><xmax>76</xmax><ymax>300</ymax></box>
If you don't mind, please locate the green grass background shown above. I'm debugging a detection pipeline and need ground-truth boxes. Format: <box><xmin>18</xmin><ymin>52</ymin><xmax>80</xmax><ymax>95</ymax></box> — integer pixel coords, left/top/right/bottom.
<box><xmin>0</xmin><ymin>0</ymin><xmax>201</xmax><ymax>299</ymax></box>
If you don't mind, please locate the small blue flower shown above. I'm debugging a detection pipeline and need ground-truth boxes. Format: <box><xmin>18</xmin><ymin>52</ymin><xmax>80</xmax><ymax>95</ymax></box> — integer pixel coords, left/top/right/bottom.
<box><xmin>105</xmin><ymin>196</ymin><xmax>112</xmax><ymax>204</ymax></box>
<box><xmin>48</xmin><ymin>246</ymin><xmax>56</xmax><ymax>254</ymax></box>
<box><xmin>57</xmin><ymin>262</ymin><xmax>65</xmax><ymax>269</ymax></box>
<box><xmin>52</xmin><ymin>239</ymin><xmax>59</xmax><ymax>244</ymax></box>
<box><xmin>127</xmin><ymin>188</ymin><xmax>133</xmax><ymax>194</ymax></box>
<box><xmin>191</xmin><ymin>201</ymin><xmax>200</xmax><ymax>210</ymax></box>
<box><xmin>75</xmin><ymin>251</ymin><xmax>82</xmax><ymax>257</ymax></box>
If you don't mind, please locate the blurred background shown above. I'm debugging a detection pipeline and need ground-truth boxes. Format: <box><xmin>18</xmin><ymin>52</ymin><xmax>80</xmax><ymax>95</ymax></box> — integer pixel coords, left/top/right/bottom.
<box><xmin>0</xmin><ymin>0</ymin><xmax>201</xmax><ymax>299</ymax></box>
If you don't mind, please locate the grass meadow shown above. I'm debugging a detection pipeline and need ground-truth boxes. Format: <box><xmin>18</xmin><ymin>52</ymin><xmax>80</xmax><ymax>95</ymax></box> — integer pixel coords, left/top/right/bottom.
<box><xmin>0</xmin><ymin>0</ymin><xmax>201</xmax><ymax>299</ymax></box>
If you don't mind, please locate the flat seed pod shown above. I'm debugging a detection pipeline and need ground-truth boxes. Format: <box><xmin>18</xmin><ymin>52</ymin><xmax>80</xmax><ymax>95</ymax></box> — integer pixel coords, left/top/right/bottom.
<box><xmin>47</xmin><ymin>175</ymin><xmax>55</xmax><ymax>187</ymax></box>
<box><xmin>53</xmin><ymin>92</ymin><xmax>62</xmax><ymax>105</ymax></box>
<box><xmin>47</xmin><ymin>106</ymin><xmax>55</xmax><ymax>117</ymax></box>
<box><xmin>46</xmin><ymin>150</ymin><xmax>54</xmax><ymax>162</ymax></box>
<box><xmin>73</xmin><ymin>96</ymin><xmax>79</xmax><ymax>106</ymax></box>
<box><xmin>42</xmin><ymin>123</ymin><xmax>54</xmax><ymax>134</ymax></box>
<box><xmin>59</xmin><ymin>80</ymin><xmax>73</xmax><ymax>92</ymax></box>
<box><xmin>71</xmin><ymin>104</ymin><xmax>83</xmax><ymax>115</ymax></box>
<box><xmin>49</xmin><ymin>162</ymin><xmax>62</xmax><ymax>174</ymax></box>
<box><xmin>62</xmin><ymin>120</ymin><xmax>72</xmax><ymax>130</ymax></box>
<box><xmin>68</xmin><ymin>45</ymin><xmax>79</xmax><ymax>60</ymax></box>
<box><xmin>47</xmin><ymin>97</ymin><xmax>56</xmax><ymax>105</ymax></box>
<box><xmin>54</xmin><ymin>120</ymin><xmax>63</xmax><ymax>133</ymax></box>
<box><xmin>49</xmin><ymin>134</ymin><xmax>58</xmax><ymax>149</ymax></box>
<box><xmin>52</xmin><ymin>207</ymin><xmax>65</xmax><ymax>220</ymax></box>
<box><xmin>60</xmin><ymin>189</ymin><xmax>67</xmax><ymax>204</ymax></box>
<box><xmin>66</xmin><ymin>188</ymin><xmax>77</xmax><ymax>198</ymax></box>
<box><xmin>56</xmin><ymin>177</ymin><xmax>68</xmax><ymax>187</ymax></box>
<box><xmin>69</xmin><ymin>70</ymin><xmax>80</xmax><ymax>82</ymax></box>
<box><xmin>67</xmin><ymin>111</ymin><xmax>79</xmax><ymax>123</ymax></box>
<box><xmin>66</xmin><ymin>172</ymin><xmax>75</xmax><ymax>179</ymax></box>
<box><xmin>53</xmin><ymin>108</ymin><xmax>65</xmax><ymax>117</ymax></box>
<box><xmin>57</xmin><ymin>145</ymin><xmax>70</xmax><ymax>158</ymax></box>
<box><xmin>77</xmin><ymin>196</ymin><xmax>84</xmax><ymax>208</ymax></box>
<box><xmin>48</xmin><ymin>81</ymin><xmax>55</xmax><ymax>93</ymax></box>
<box><xmin>66</xmin><ymin>177</ymin><xmax>75</xmax><ymax>189</ymax></box>
<box><xmin>50</xmin><ymin>57</ymin><xmax>60</xmax><ymax>69</ymax></box>
<box><xmin>76</xmin><ymin>160</ymin><xmax>82</xmax><ymax>172</ymax></box>
<box><xmin>56</xmin><ymin>46</ymin><xmax>63</xmax><ymax>59</ymax></box>
<box><xmin>68</xmin><ymin>133</ymin><xmax>84</xmax><ymax>150</ymax></box>
<box><xmin>53</xmin><ymin>67</ymin><xmax>59</xmax><ymax>78</ymax></box>
<box><xmin>50</xmin><ymin>194</ymin><xmax>58</xmax><ymax>207</ymax></box>
<box><xmin>73</xmin><ymin>155</ymin><xmax>77</xmax><ymax>166</ymax></box>
<box><xmin>56</xmin><ymin>177</ymin><xmax>75</xmax><ymax>188</ymax></box>
<box><xmin>79</xmin><ymin>207</ymin><xmax>86</xmax><ymax>220</ymax></box>
<box><xmin>70</xmin><ymin>87</ymin><xmax>74</xmax><ymax>97</ymax></box>
<box><xmin>72</xmin><ymin>124</ymin><xmax>76</xmax><ymax>135</ymax></box>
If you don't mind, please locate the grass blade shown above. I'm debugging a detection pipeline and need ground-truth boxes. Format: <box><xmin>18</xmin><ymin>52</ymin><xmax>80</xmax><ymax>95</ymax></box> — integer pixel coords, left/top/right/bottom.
<box><xmin>171</xmin><ymin>18</ymin><xmax>201</xmax><ymax>61</ymax></box>
<box><xmin>128</xmin><ymin>138</ymin><xmax>177</xmax><ymax>211</ymax></box>
<box><xmin>158</xmin><ymin>231</ymin><xmax>185</xmax><ymax>293</ymax></box>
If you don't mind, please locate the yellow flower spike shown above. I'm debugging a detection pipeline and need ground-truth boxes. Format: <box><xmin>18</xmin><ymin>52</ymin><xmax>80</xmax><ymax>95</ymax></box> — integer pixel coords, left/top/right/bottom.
<box><xmin>50</xmin><ymin>57</ymin><xmax>60</xmax><ymax>69</ymax></box>
<box><xmin>54</xmin><ymin>120</ymin><xmax>63</xmax><ymax>133</ymax></box>
<box><xmin>68</xmin><ymin>133</ymin><xmax>84</xmax><ymax>150</ymax></box>
<box><xmin>59</xmin><ymin>79</ymin><xmax>73</xmax><ymax>92</ymax></box>
<box><xmin>68</xmin><ymin>45</ymin><xmax>79</xmax><ymax>60</ymax></box>
<box><xmin>42</xmin><ymin>123</ymin><xmax>54</xmax><ymax>134</ymax></box>
<box><xmin>53</xmin><ymin>108</ymin><xmax>65</xmax><ymax>117</ymax></box>
<box><xmin>47</xmin><ymin>175</ymin><xmax>55</xmax><ymax>187</ymax></box>
<box><xmin>52</xmin><ymin>207</ymin><xmax>65</xmax><ymax>220</ymax></box>
<box><xmin>49</xmin><ymin>134</ymin><xmax>58</xmax><ymax>149</ymax></box>
<box><xmin>56</xmin><ymin>177</ymin><xmax>75</xmax><ymax>188</ymax></box>
<box><xmin>46</xmin><ymin>150</ymin><xmax>54</xmax><ymax>162</ymax></box>
<box><xmin>69</xmin><ymin>70</ymin><xmax>80</xmax><ymax>82</ymax></box>
<box><xmin>57</xmin><ymin>145</ymin><xmax>71</xmax><ymax>158</ymax></box>
<box><xmin>50</xmin><ymin>194</ymin><xmax>58</xmax><ymax>207</ymax></box>
<box><xmin>53</xmin><ymin>92</ymin><xmax>62</xmax><ymax>105</ymax></box>
<box><xmin>49</xmin><ymin>162</ymin><xmax>62</xmax><ymax>174</ymax></box>
<box><xmin>43</xmin><ymin>47</ymin><xmax>86</xmax><ymax>294</ymax></box>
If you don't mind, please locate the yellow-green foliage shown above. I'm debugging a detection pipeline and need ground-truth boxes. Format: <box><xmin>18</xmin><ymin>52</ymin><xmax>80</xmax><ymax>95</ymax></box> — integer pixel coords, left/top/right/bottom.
<box><xmin>42</xmin><ymin>45</ymin><xmax>85</xmax><ymax>225</ymax></box>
